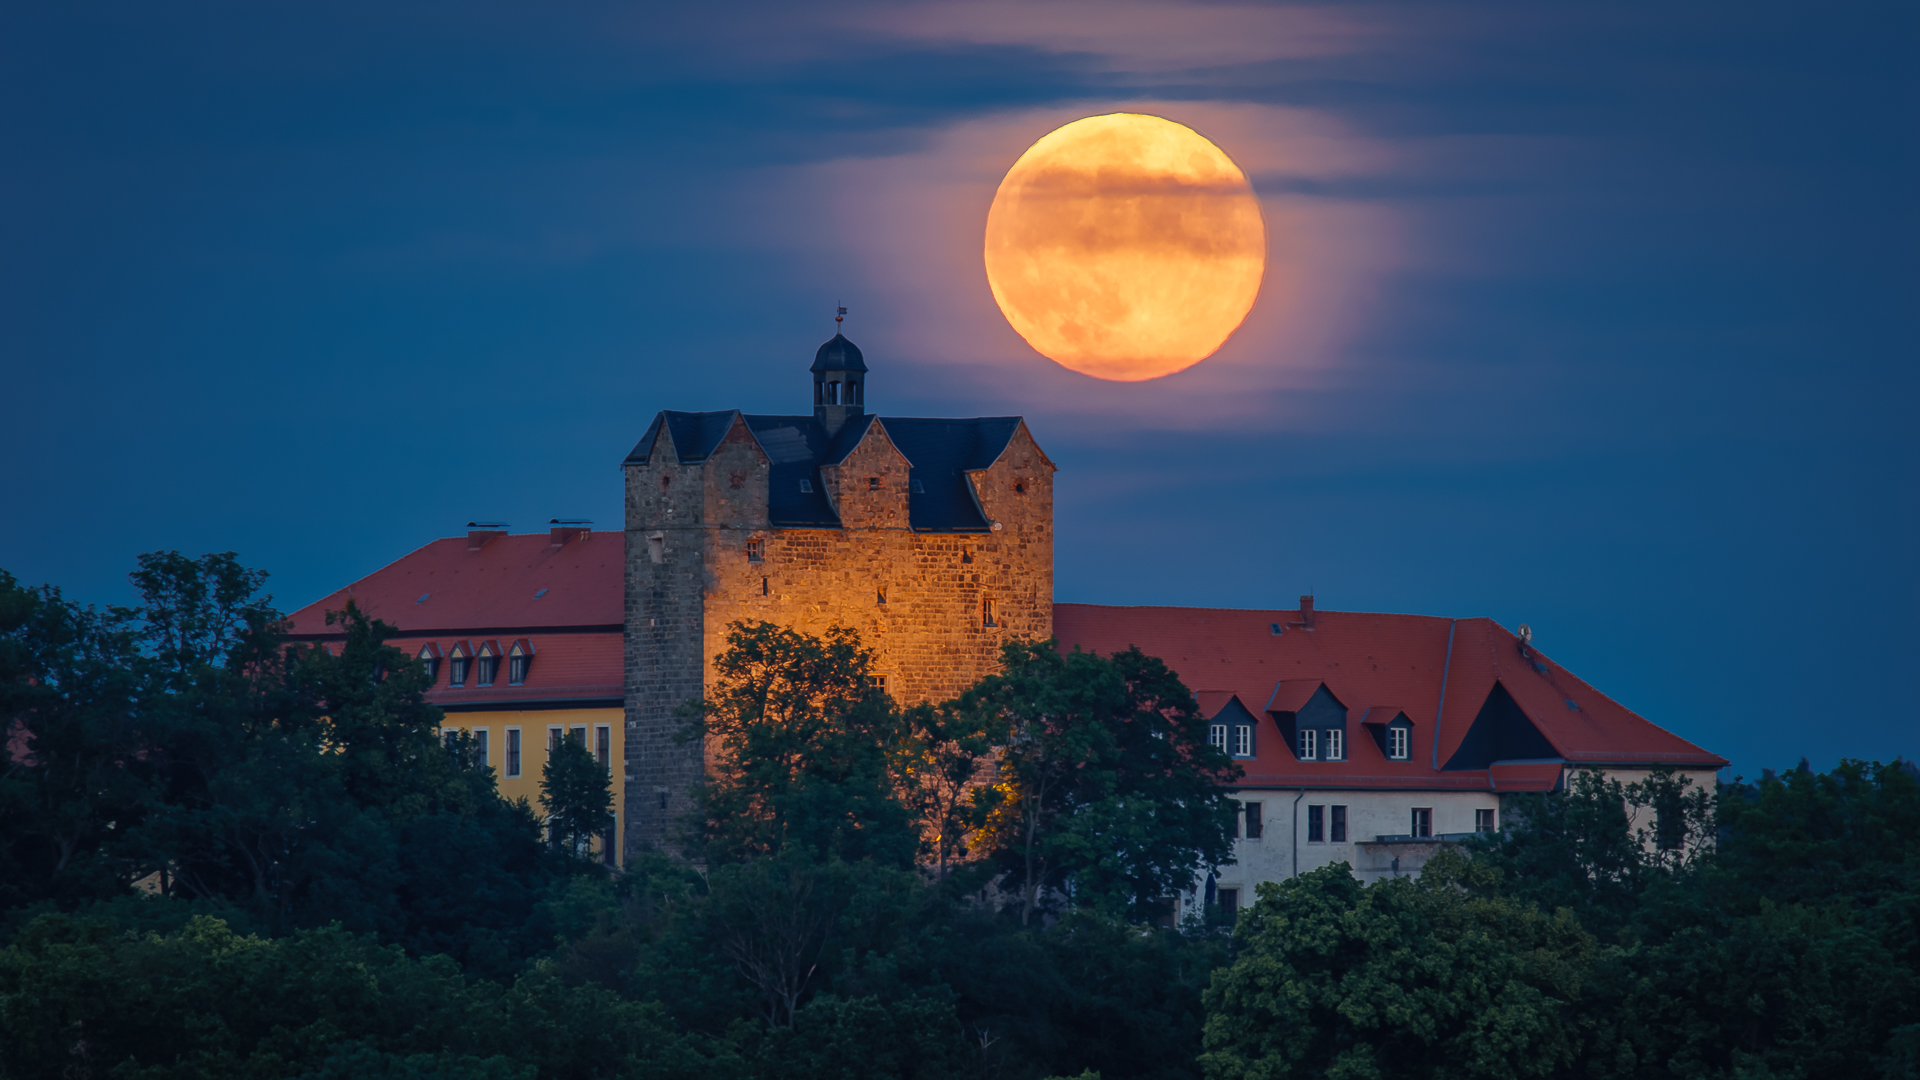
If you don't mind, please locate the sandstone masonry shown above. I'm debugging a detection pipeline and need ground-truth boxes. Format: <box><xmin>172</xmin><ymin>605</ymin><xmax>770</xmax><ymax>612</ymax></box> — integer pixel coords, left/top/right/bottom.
<box><xmin>621</xmin><ymin>334</ymin><xmax>1055</xmax><ymax>854</ymax></box>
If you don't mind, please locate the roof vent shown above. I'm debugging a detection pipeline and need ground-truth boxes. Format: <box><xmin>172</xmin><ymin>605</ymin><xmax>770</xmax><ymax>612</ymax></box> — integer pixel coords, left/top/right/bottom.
<box><xmin>548</xmin><ymin>518</ymin><xmax>591</xmax><ymax>547</ymax></box>
<box><xmin>467</xmin><ymin>522</ymin><xmax>508</xmax><ymax>550</ymax></box>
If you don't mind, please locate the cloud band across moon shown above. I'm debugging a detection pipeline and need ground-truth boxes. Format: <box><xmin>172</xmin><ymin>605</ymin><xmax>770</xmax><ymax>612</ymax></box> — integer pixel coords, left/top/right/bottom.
<box><xmin>983</xmin><ymin>113</ymin><xmax>1266</xmax><ymax>382</ymax></box>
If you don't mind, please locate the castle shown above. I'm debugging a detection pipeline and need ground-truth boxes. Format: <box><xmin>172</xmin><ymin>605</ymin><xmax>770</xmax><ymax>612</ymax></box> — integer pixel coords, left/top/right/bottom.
<box><xmin>619</xmin><ymin>332</ymin><xmax>1055</xmax><ymax>848</ymax></box>
<box><xmin>284</xmin><ymin>331</ymin><xmax>1724</xmax><ymax>903</ymax></box>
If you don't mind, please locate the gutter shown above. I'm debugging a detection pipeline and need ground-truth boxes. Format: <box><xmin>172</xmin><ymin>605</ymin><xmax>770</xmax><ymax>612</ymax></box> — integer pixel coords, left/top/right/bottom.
<box><xmin>1431</xmin><ymin>619</ymin><xmax>1456</xmax><ymax>770</ymax></box>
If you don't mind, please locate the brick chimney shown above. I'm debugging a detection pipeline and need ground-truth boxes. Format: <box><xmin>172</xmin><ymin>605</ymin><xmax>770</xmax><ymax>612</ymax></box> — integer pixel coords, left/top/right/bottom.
<box><xmin>548</xmin><ymin>519</ymin><xmax>591</xmax><ymax>547</ymax></box>
<box><xmin>1299</xmin><ymin>595</ymin><xmax>1315</xmax><ymax>629</ymax></box>
<box><xmin>466</xmin><ymin>522</ymin><xmax>507</xmax><ymax>551</ymax></box>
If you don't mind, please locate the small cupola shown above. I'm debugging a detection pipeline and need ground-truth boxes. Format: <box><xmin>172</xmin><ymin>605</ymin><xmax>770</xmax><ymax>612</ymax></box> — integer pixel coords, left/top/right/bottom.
<box><xmin>811</xmin><ymin>332</ymin><xmax>868</xmax><ymax>436</ymax></box>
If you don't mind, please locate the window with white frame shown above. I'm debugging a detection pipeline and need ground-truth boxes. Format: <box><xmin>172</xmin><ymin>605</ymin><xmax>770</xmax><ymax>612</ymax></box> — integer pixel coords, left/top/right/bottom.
<box><xmin>1233</xmin><ymin>724</ymin><xmax>1253</xmax><ymax>757</ymax></box>
<box><xmin>1388</xmin><ymin>726</ymin><xmax>1410</xmax><ymax>760</ymax></box>
<box><xmin>1297</xmin><ymin>727</ymin><xmax>1318</xmax><ymax>760</ymax></box>
<box><xmin>1326</xmin><ymin>728</ymin><xmax>1344</xmax><ymax>760</ymax></box>
<box><xmin>505</xmin><ymin>728</ymin><xmax>522</xmax><ymax>777</ymax></box>
<box><xmin>1209</xmin><ymin>724</ymin><xmax>1228</xmax><ymax>752</ymax></box>
<box><xmin>595</xmin><ymin>725</ymin><xmax>612</xmax><ymax>772</ymax></box>
<box><xmin>473</xmin><ymin>728</ymin><xmax>489</xmax><ymax>769</ymax></box>
<box><xmin>1412</xmin><ymin>807</ymin><xmax>1433</xmax><ymax>838</ymax></box>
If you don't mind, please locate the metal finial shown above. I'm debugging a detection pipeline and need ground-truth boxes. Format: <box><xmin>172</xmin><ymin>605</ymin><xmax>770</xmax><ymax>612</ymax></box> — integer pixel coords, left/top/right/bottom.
<box><xmin>835</xmin><ymin>304</ymin><xmax>846</xmax><ymax>328</ymax></box>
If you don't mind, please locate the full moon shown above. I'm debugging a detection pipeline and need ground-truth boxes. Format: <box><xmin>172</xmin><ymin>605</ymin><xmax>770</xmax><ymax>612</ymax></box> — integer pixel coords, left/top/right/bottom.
<box><xmin>984</xmin><ymin>113</ymin><xmax>1266</xmax><ymax>382</ymax></box>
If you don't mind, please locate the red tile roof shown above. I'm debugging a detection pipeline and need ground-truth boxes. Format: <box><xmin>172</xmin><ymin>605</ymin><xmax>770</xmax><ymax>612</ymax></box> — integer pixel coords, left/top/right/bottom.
<box><xmin>285</xmin><ymin>530</ymin><xmax>623</xmax><ymax>709</ymax></box>
<box><xmin>285</xmin><ymin>531</ymin><xmax>622</xmax><ymax>637</ymax></box>
<box><xmin>1053</xmin><ymin>602</ymin><xmax>1724</xmax><ymax>792</ymax></box>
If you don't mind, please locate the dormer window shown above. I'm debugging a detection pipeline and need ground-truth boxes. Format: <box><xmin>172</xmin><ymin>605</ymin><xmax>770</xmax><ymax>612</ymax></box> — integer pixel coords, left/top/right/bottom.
<box><xmin>447</xmin><ymin>643</ymin><xmax>470</xmax><ymax>687</ymax></box>
<box><xmin>475</xmin><ymin>642</ymin><xmax>499</xmax><ymax>687</ymax></box>
<box><xmin>1325</xmin><ymin>728</ymin><xmax>1344</xmax><ymax>761</ymax></box>
<box><xmin>1209</xmin><ymin>724</ymin><xmax>1227</xmax><ymax>752</ymax></box>
<box><xmin>507</xmin><ymin>640</ymin><xmax>532</xmax><ymax>685</ymax></box>
<box><xmin>799</xmin><ymin>479</ymin><xmax>813</xmax><ymax>493</ymax></box>
<box><xmin>1388</xmin><ymin>726</ymin><xmax>1410</xmax><ymax>760</ymax></box>
<box><xmin>418</xmin><ymin>644</ymin><xmax>441</xmax><ymax>686</ymax></box>
<box><xmin>1234</xmin><ymin>724</ymin><xmax>1253</xmax><ymax>757</ymax></box>
<box><xmin>1298</xmin><ymin>728</ymin><xmax>1318</xmax><ymax>760</ymax></box>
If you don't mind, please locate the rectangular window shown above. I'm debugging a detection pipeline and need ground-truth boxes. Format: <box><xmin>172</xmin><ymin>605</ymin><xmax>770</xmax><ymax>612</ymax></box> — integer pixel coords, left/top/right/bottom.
<box><xmin>1412</xmin><ymin>807</ymin><xmax>1433</xmax><ymax>839</ymax></box>
<box><xmin>421</xmin><ymin>656</ymin><xmax>440</xmax><ymax>685</ymax></box>
<box><xmin>548</xmin><ymin>727</ymin><xmax>562</xmax><ymax>758</ymax></box>
<box><xmin>1217</xmin><ymin>888</ymin><xmax>1238</xmax><ymax>918</ymax></box>
<box><xmin>449</xmin><ymin>657</ymin><xmax>468</xmax><ymax>686</ymax></box>
<box><xmin>569</xmin><ymin>725</ymin><xmax>587</xmax><ymax>746</ymax></box>
<box><xmin>506</xmin><ymin>728</ymin><xmax>521</xmax><ymax>777</ymax></box>
<box><xmin>476</xmin><ymin>656</ymin><xmax>497</xmax><ymax>686</ymax></box>
<box><xmin>596</xmin><ymin>725</ymin><xmax>611</xmax><ymax>772</ymax></box>
<box><xmin>473</xmin><ymin>728</ymin><xmax>489</xmax><ymax>769</ymax></box>
<box><xmin>798</xmin><ymin>478</ymin><xmax>813</xmax><ymax>493</ymax></box>
<box><xmin>1209</xmin><ymin>724</ymin><xmax>1228</xmax><ymax>752</ymax></box>
<box><xmin>1476</xmin><ymin>808</ymin><xmax>1496</xmax><ymax>833</ymax></box>
<box><xmin>1233</xmin><ymin>725</ymin><xmax>1252</xmax><ymax>757</ymax></box>
<box><xmin>443</xmin><ymin>728</ymin><xmax>460</xmax><ymax>753</ymax></box>
<box><xmin>1331</xmin><ymin>804</ymin><xmax>1347</xmax><ymax>843</ymax></box>
<box><xmin>1307</xmin><ymin>804</ymin><xmax>1325</xmax><ymax>843</ymax></box>
<box><xmin>982</xmin><ymin>598</ymin><xmax>998</xmax><ymax>627</ymax></box>
<box><xmin>1244</xmin><ymin>801</ymin><xmax>1263</xmax><ymax>839</ymax></box>
<box><xmin>746</xmin><ymin>537</ymin><xmax>764</xmax><ymax>563</ymax></box>
<box><xmin>867</xmin><ymin>477</ymin><xmax>881</xmax><ymax>490</ymax></box>
<box><xmin>1388</xmin><ymin>726</ymin><xmax>1409</xmax><ymax>760</ymax></box>
<box><xmin>508</xmin><ymin>655</ymin><xmax>528</xmax><ymax>685</ymax></box>
<box><xmin>1326</xmin><ymin>728</ymin><xmax>1343</xmax><ymax>760</ymax></box>
<box><xmin>1297</xmin><ymin>727</ymin><xmax>1317</xmax><ymax>760</ymax></box>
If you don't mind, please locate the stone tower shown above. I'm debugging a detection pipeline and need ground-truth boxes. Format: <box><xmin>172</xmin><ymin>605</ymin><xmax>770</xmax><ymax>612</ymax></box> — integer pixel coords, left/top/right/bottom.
<box><xmin>621</xmin><ymin>334</ymin><xmax>1055</xmax><ymax>854</ymax></box>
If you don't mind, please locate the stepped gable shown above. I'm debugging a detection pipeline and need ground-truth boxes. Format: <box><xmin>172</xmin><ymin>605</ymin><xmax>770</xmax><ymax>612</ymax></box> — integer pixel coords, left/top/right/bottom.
<box><xmin>1053</xmin><ymin>602</ymin><xmax>1724</xmax><ymax>792</ymax></box>
<box><xmin>283</xmin><ymin>528</ymin><xmax>623</xmax><ymax>708</ymax></box>
<box><xmin>623</xmin><ymin>409</ymin><xmax>1027</xmax><ymax>532</ymax></box>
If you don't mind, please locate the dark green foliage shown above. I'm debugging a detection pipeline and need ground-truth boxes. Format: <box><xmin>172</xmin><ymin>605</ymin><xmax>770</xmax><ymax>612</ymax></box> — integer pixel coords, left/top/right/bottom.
<box><xmin>2</xmin><ymin>554</ymin><xmax>564</xmax><ymax>976</ymax></box>
<box><xmin>964</xmin><ymin>640</ymin><xmax>1242</xmax><ymax>923</ymax></box>
<box><xmin>543</xmin><ymin>734</ymin><xmax>615</xmax><ymax>856</ymax></box>
<box><xmin>0</xmin><ymin>912</ymin><xmax>735</xmax><ymax>1080</ymax></box>
<box><xmin>1201</xmin><ymin>855</ymin><xmax>1594</xmax><ymax>1080</ymax></box>
<box><xmin>682</xmin><ymin>621</ymin><xmax>921</xmax><ymax>868</ymax></box>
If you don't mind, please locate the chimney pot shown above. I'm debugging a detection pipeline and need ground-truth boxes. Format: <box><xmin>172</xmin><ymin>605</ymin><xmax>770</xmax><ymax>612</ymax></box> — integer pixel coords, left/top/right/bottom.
<box><xmin>466</xmin><ymin>523</ymin><xmax>508</xmax><ymax>551</ymax></box>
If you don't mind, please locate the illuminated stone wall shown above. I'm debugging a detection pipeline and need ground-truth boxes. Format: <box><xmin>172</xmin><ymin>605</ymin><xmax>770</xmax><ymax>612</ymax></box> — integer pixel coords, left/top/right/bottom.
<box><xmin>623</xmin><ymin>414</ymin><xmax>1054</xmax><ymax>854</ymax></box>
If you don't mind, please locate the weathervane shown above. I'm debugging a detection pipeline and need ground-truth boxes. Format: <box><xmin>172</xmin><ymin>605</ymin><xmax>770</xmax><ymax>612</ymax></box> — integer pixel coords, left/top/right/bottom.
<box><xmin>836</xmin><ymin>303</ymin><xmax>846</xmax><ymax>329</ymax></box>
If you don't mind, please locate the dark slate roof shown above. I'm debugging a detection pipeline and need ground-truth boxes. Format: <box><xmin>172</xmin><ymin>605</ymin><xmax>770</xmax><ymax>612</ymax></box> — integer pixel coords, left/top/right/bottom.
<box><xmin>884</xmin><ymin>417</ymin><xmax>1024</xmax><ymax>532</ymax></box>
<box><xmin>623</xmin><ymin>409</ymin><xmax>742</xmax><ymax>466</ymax></box>
<box><xmin>811</xmin><ymin>333</ymin><xmax>867</xmax><ymax>373</ymax></box>
<box><xmin>621</xmin><ymin>411</ymin><xmax>1026</xmax><ymax>533</ymax></box>
<box><xmin>742</xmin><ymin>414</ymin><xmax>849</xmax><ymax>528</ymax></box>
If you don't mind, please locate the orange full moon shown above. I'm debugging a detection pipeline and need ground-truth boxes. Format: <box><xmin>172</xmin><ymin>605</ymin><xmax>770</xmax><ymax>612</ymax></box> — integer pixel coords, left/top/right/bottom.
<box><xmin>983</xmin><ymin>113</ymin><xmax>1266</xmax><ymax>382</ymax></box>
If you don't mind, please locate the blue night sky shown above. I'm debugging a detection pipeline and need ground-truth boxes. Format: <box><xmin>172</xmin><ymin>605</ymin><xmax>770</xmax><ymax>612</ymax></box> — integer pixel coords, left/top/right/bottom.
<box><xmin>3</xmin><ymin>3</ymin><xmax>1914</xmax><ymax>776</ymax></box>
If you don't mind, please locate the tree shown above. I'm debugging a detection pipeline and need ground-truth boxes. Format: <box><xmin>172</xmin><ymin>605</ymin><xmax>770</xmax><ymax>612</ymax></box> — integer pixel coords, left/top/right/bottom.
<box><xmin>1200</xmin><ymin>855</ymin><xmax>1595</xmax><ymax>1080</ymax></box>
<box><xmin>1464</xmin><ymin>765</ymin><xmax>1713</xmax><ymax>936</ymax></box>
<box><xmin>543</xmin><ymin>734</ymin><xmax>614</xmax><ymax>857</ymax></box>
<box><xmin>682</xmin><ymin>621</ymin><xmax>919</xmax><ymax>868</ymax></box>
<box><xmin>897</xmin><ymin>699</ymin><xmax>995</xmax><ymax>883</ymax></box>
<box><xmin>964</xmin><ymin>641</ymin><xmax>1240</xmax><ymax>923</ymax></box>
<box><xmin>0</xmin><ymin>570</ymin><xmax>154</xmax><ymax>907</ymax></box>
